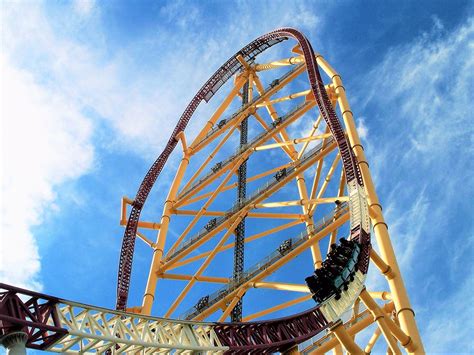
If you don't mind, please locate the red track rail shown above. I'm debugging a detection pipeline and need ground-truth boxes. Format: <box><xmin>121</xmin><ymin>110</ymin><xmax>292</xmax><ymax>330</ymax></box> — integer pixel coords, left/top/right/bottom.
<box><xmin>0</xmin><ymin>284</ymin><xmax>67</xmax><ymax>350</ymax></box>
<box><xmin>115</xmin><ymin>29</ymin><xmax>370</xmax><ymax>353</ymax></box>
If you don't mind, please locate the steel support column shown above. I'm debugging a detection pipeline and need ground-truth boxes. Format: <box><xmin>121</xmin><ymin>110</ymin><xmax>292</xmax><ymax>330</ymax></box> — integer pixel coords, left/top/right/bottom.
<box><xmin>231</xmin><ymin>78</ymin><xmax>249</xmax><ymax>322</ymax></box>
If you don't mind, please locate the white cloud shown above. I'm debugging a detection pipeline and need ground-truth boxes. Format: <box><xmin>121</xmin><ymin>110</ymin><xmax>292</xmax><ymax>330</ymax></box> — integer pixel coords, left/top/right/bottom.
<box><xmin>358</xmin><ymin>16</ymin><xmax>474</xmax><ymax>352</ymax></box>
<box><xmin>0</xmin><ymin>0</ymin><xmax>325</xmax><ymax>293</ymax></box>
<box><xmin>73</xmin><ymin>0</ymin><xmax>96</xmax><ymax>16</ymax></box>
<box><xmin>423</xmin><ymin>269</ymin><xmax>474</xmax><ymax>353</ymax></box>
<box><xmin>365</xmin><ymin>17</ymin><xmax>473</xmax><ymax>161</ymax></box>
<box><xmin>0</xmin><ymin>55</ymin><xmax>94</xmax><ymax>290</ymax></box>
<box><xmin>355</xmin><ymin>116</ymin><xmax>368</xmax><ymax>141</ymax></box>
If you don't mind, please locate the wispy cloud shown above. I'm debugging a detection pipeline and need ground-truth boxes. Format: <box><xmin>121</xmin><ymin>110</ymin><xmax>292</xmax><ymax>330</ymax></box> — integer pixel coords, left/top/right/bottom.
<box><xmin>0</xmin><ymin>0</ymin><xmax>323</xmax><ymax>291</ymax></box>
<box><xmin>73</xmin><ymin>0</ymin><xmax>96</xmax><ymax>17</ymax></box>
<box><xmin>358</xmin><ymin>16</ymin><xmax>474</xmax><ymax>352</ymax></box>
<box><xmin>0</xmin><ymin>55</ymin><xmax>94</xmax><ymax>290</ymax></box>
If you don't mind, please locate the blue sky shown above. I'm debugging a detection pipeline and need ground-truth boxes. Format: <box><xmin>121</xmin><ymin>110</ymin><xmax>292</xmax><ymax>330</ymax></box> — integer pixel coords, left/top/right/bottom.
<box><xmin>1</xmin><ymin>0</ymin><xmax>473</xmax><ymax>353</ymax></box>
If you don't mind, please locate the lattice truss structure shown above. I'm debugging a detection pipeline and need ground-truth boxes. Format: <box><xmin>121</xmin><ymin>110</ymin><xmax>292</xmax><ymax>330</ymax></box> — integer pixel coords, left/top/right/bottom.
<box><xmin>0</xmin><ymin>29</ymin><xmax>424</xmax><ymax>354</ymax></box>
<box><xmin>114</xmin><ymin>31</ymin><xmax>424</xmax><ymax>353</ymax></box>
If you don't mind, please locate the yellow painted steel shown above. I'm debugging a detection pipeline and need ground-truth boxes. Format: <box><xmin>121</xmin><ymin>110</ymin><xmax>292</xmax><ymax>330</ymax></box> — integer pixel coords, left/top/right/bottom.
<box><xmin>360</xmin><ymin>289</ymin><xmax>416</xmax><ymax>353</ymax></box>
<box><xmin>123</xmin><ymin>48</ymin><xmax>424</xmax><ymax>354</ymax></box>
<box><xmin>331</xmin><ymin>320</ymin><xmax>365</xmax><ymax>354</ymax></box>
<box><xmin>120</xmin><ymin>197</ymin><xmax>161</xmax><ymax>230</ymax></box>
<box><xmin>317</xmin><ymin>54</ymin><xmax>425</xmax><ymax>353</ymax></box>
<box><xmin>158</xmin><ymin>273</ymin><xmax>229</xmax><ymax>284</ymax></box>
<box><xmin>328</xmin><ymin>168</ymin><xmax>347</xmax><ymax>254</ymax></box>
<box><xmin>254</xmin><ymin>56</ymin><xmax>304</xmax><ymax>71</ymax></box>
<box><xmin>142</xmin><ymin>152</ymin><xmax>190</xmax><ymax>315</ymax></box>
<box><xmin>366</xmin><ymin>328</ymin><xmax>382</xmax><ymax>354</ymax></box>
<box><xmin>370</xmin><ymin>249</ymin><xmax>395</xmax><ymax>279</ymax></box>
<box><xmin>242</xmin><ymin>294</ymin><xmax>312</xmax><ymax>321</ymax></box>
<box><xmin>251</xmin><ymin>197</ymin><xmax>348</xmax><ymax>209</ymax></box>
<box><xmin>167</xmin><ymin>220</ymin><xmax>300</xmax><ymax>271</ymax></box>
<box><xmin>176</xmin><ymin>100</ymin><xmax>314</xmax><ymax>205</ymax></box>
<box><xmin>252</xmin><ymin>111</ymin><xmax>297</xmax><ymax>158</ymax></box>
<box><xmin>192</xmin><ymin>210</ymin><xmax>349</xmax><ymax>321</ymax></box>
<box><xmin>179</xmin><ymin>162</ymin><xmax>293</xmax><ymax>207</ymax></box>
<box><xmin>218</xmin><ymin>288</ymin><xmax>247</xmax><ymax>322</ymax></box>
<box><xmin>333</xmin><ymin>344</ymin><xmax>343</xmax><ymax>355</ymax></box>
<box><xmin>179</xmin><ymin>122</ymin><xmax>238</xmax><ymax>195</ymax></box>
<box><xmin>250</xmin><ymin>281</ymin><xmax>309</xmax><ymax>293</ymax></box>
<box><xmin>252</xmin><ymin>74</ymin><xmax>298</xmax><ymax>158</ymax></box>
<box><xmin>254</xmin><ymin>133</ymin><xmax>332</xmax><ymax>151</ymax></box>
<box><xmin>164</xmin><ymin>215</ymin><xmax>244</xmax><ymax>317</ymax></box>
<box><xmin>306</xmin><ymin>302</ymin><xmax>394</xmax><ymax>354</ymax></box>
<box><xmin>172</xmin><ymin>209</ymin><xmax>304</xmax><ymax>219</ymax></box>
<box><xmin>370</xmin><ymin>291</ymin><xmax>393</xmax><ymax>301</ymax></box>
<box><xmin>253</xmin><ymin>75</ymin><xmax>329</xmax><ymax>269</ymax></box>
<box><xmin>359</xmin><ymin>289</ymin><xmax>401</xmax><ymax>354</ymax></box>
<box><xmin>165</xmin><ymin>138</ymin><xmax>337</xmax><ymax>274</ymax></box>
<box><xmin>189</xmin><ymin>76</ymin><xmax>247</xmax><ymax>153</ymax></box>
<box><xmin>190</xmin><ymin>64</ymin><xmax>306</xmax><ymax>155</ymax></box>
<box><xmin>297</xmin><ymin>114</ymin><xmax>323</xmax><ymax>159</ymax></box>
<box><xmin>255</xmin><ymin>89</ymin><xmax>310</xmax><ymax>107</ymax></box>
<box><xmin>168</xmin><ymin>152</ymin><xmax>248</xmax><ymax>256</ymax></box>
<box><xmin>136</xmin><ymin>231</ymin><xmax>155</xmax><ymax>248</ymax></box>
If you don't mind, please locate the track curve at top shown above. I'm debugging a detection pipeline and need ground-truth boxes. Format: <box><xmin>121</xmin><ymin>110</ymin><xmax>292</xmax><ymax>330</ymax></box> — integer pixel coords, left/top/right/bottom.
<box><xmin>115</xmin><ymin>28</ymin><xmax>372</xmax><ymax>352</ymax></box>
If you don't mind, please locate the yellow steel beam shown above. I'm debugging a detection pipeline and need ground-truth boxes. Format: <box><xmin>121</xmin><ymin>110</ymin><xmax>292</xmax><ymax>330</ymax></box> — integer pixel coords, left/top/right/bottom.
<box><xmin>359</xmin><ymin>289</ymin><xmax>401</xmax><ymax>354</ymax></box>
<box><xmin>322</xmin><ymin>55</ymin><xmax>424</xmax><ymax>352</ymax></box>
<box><xmin>167</xmin><ymin>220</ymin><xmax>301</xmax><ymax>271</ymax></box>
<box><xmin>333</xmin><ymin>344</ymin><xmax>343</xmax><ymax>355</ymax></box>
<box><xmin>371</xmin><ymin>249</ymin><xmax>396</xmax><ymax>279</ymax></box>
<box><xmin>167</xmin><ymin>161</ymin><xmax>242</xmax><ymax>257</ymax></box>
<box><xmin>120</xmin><ymin>196</ymin><xmax>161</xmax><ymax>230</ymax></box>
<box><xmin>141</xmin><ymin>150</ymin><xmax>190</xmax><ymax>315</ymax></box>
<box><xmin>254</xmin><ymin>133</ymin><xmax>332</xmax><ymax>151</ymax></box>
<box><xmin>330</xmin><ymin>320</ymin><xmax>364</xmax><ymax>354</ymax></box>
<box><xmin>297</xmin><ymin>114</ymin><xmax>323</xmax><ymax>159</ymax></box>
<box><xmin>178</xmin><ymin>161</ymin><xmax>293</xmax><ymax>207</ymax></box>
<box><xmin>251</xmin><ymin>196</ymin><xmax>348</xmax><ymax>209</ymax></box>
<box><xmin>192</xmin><ymin>64</ymin><xmax>306</xmax><ymax>154</ymax></box>
<box><xmin>157</xmin><ymin>273</ymin><xmax>229</xmax><ymax>284</ymax></box>
<box><xmin>254</xmin><ymin>56</ymin><xmax>304</xmax><ymax>71</ymax></box>
<box><xmin>180</xmin><ymin>122</ymin><xmax>238</xmax><ymax>195</ymax></box>
<box><xmin>188</xmin><ymin>75</ymin><xmax>247</xmax><ymax>153</ymax></box>
<box><xmin>192</xmin><ymin>208</ymin><xmax>349</xmax><ymax>320</ymax></box>
<box><xmin>250</xmin><ymin>281</ymin><xmax>309</xmax><ymax>293</ymax></box>
<box><xmin>310</xmin><ymin>153</ymin><xmax>340</xmax><ymax>205</ymax></box>
<box><xmin>242</xmin><ymin>294</ymin><xmax>312</xmax><ymax>321</ymax></box>
<box><xmin>306</xmin><ymin>302</ymin><xmax>394</xmax><ymax>353</ymax></box>
<box><xmin>218</xmin><ymin>288</ymin><xmax>247</xmax><ymax>322</ymax></box>
<box><xmin>136</xmin><ymin>231</ymin><xmax>155</xmax><ymax>248</ymax></box>
<box><xmin>120</xmin><ymin>196</ymin><xmax>134</xmax><ymax>225</ymax></box>
<box><xmin>176</xmin><ymin>101</ymin><xmax>314</xmax><ymax>205</ymax></box>
<box><xmin>252</xmin><ymin>74</ymin><xmax>298</xmax><ymax>159</ymax></box>
<box><xmin>360</xmin><ymin>289</ymin><xmax>416</xmax><ymax>353</ymax></box>
<box><xmin>255</xmin><ymin>89</ymin><xmax>310</xmax><ymax>107</ymax></box>
<box><xmin>370</xmin><ymin>291</ymin><xmax>392</xmax><ymax>301</ymax></box>
<box><xmin>164</xmin><ymin>216</ymin><xmax>244</xmax><ymax>317</ymax></box>
<box><xmin>307</xmin><ymin>126</ymin><xmax>328</xmax><ymax>209</ymax></box>
<box><xmin>366</xmin><ymin>327</ymin><xmax>382</xmax><ymax>354</ymax></box>
<box><xmin>176</xmin><ymin>120</ymin><xmax>246</xmax><ymax>205</ymax></box>
<box><xmin>254</xmin><ymin>74</ymin><xmax>331</xmax><ymax>270</ymax></box>
<box><xmin>172</xmin><ymin>209</ymin><xmax>304</xmax><ymax>219</ymax></box>
<box><xmin>252</xmin><ymin>111</ymin><xmax>295</xmax><ymax>159</ymax></box>
<box><xmin>309</xmin><ymin>310</ymin><xmax>374</xmax><ymax>353</ymax></box>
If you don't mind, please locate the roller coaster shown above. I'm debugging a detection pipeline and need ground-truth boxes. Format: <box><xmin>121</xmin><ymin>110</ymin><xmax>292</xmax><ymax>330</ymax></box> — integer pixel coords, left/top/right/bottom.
<box><xmin>0</xmin><ymin>29</ymin><xmax>424</xmax><ymax>354</ymax></box>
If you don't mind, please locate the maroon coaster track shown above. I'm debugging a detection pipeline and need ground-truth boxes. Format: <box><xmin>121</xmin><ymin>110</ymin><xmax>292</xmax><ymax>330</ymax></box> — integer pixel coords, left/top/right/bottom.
<box><xmin>113</xmin><ymin>28</ymin><xmax>372</xmax><ymax>353</ymax></box>
<box><xmin>116</xmin><ymin>27</ymin><xmax>366</xmax><ymax>311</ymax></box>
